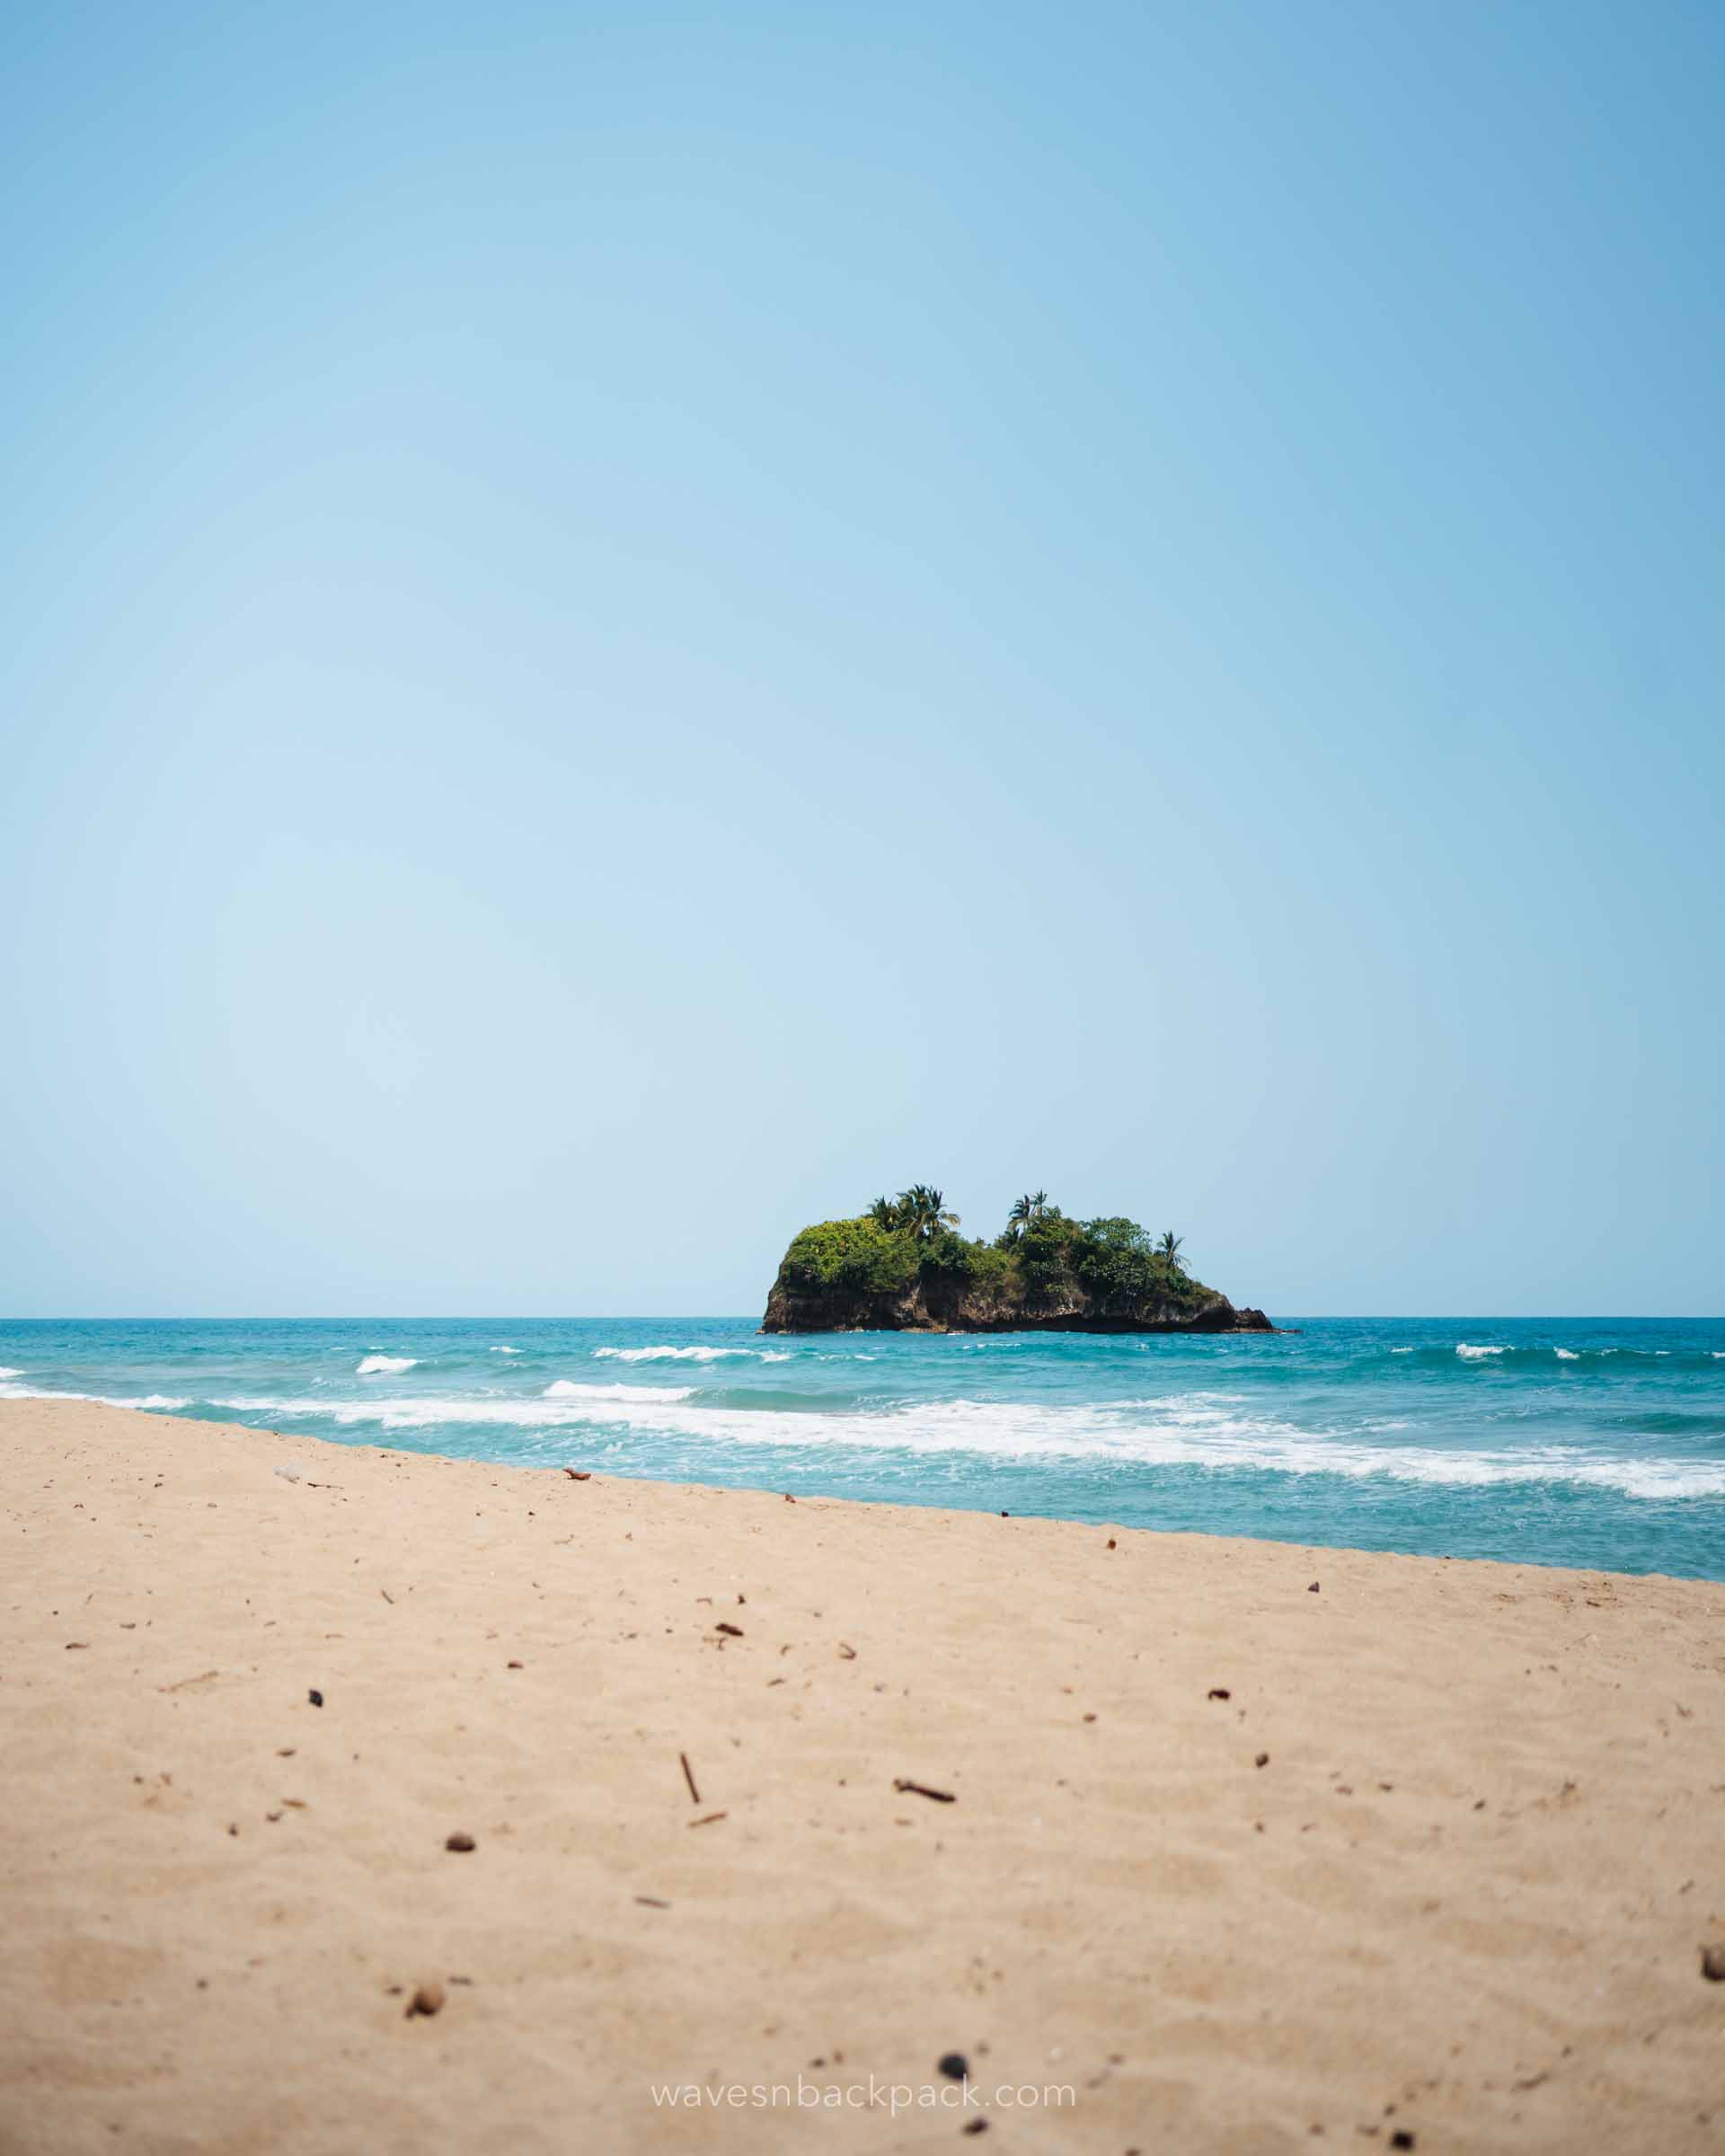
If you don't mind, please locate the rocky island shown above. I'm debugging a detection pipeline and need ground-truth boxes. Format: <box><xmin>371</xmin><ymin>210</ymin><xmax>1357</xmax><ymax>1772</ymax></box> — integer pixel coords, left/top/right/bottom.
<box><xmin>762</xmin><ymin>1186</ymin><xmax>1273</xmax><ymax>1334</ymax></box>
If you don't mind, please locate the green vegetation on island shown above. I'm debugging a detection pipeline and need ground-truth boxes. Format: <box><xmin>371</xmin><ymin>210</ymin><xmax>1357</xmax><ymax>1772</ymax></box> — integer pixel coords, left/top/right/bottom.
<box><xmin>762</xmin><ymin>1187</ymin><xmax>1271</xmax><ymax>1335</ymax></box>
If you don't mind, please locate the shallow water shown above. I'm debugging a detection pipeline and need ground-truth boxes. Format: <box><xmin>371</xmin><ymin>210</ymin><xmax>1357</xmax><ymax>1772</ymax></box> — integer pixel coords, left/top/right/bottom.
<box><xmin>4</xmin><ymin>1315</ymin><xmax>1721</xmax><ymax>1579</ymax></box>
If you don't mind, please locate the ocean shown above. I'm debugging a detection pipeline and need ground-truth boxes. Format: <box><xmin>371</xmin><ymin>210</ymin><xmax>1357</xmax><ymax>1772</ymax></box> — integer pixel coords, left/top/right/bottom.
<box><xmin>3</xmin><ymin>1315</ymin><xmax>1721</xmax><ymax>1581</ymax></box>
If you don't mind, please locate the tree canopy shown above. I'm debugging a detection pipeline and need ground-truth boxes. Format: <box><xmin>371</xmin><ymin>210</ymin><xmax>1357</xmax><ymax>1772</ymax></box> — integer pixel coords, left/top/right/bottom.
<box><xmin>778</xmin><ymin>1188</ymin><xmax>1199</xmax><ymax>1316</ymax></box>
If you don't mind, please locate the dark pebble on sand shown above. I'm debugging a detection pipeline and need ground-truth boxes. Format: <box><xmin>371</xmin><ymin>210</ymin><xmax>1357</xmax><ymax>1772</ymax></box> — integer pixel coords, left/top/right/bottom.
<box><xmin>1308</xmin><ymin>1581</ymin><xmax>1320</xmax><ymax>1594</ymax></box>
<box><xmin>446</xmin><ymin>1832</ymin><xmax>476</xmax><ymax>1853</ymax></box>
<box><xmin>938</xmin><ymin>2053</ymin><xmax>970</xmax><ymax>2081</ymax></box>
<box><xmin>1208</xmin><ymin>1687</ymin><xmax>1231</xmax><ymax>1701</ymax></box>
<box><xmin>963</xmin><ymin>2123</ymin><xmax>988</xmax><ymax>2136</ymax></box>
<box><xmin>1389</xmin><ymin>2134</ymin><xmax>1415</xmax><ymax>2151</ymax></box>
<box><xmin>1702</xmin><ymin>1942</ymin><xmax>1725</xmax><ymax>1981</ymax></box>
<box><xmin>308</xmin><ymin>1689</ymin><xmax>323</xmax><ymax>1707</ymax></box>
<box><xmin>1256</xmin><ymin>1753</ymin><xmax>1269</xmax><ymax>1768</ymax></box>
<box><xmin>406</xmin><ymin>1981</ymin><xmax>447</xmax><ymax>2019</ymax></box>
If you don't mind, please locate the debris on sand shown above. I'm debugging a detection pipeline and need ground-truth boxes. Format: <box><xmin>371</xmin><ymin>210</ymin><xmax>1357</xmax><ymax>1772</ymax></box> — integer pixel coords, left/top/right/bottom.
<box><xmin>405</xmin><ymin>1981</ymin><xmax>447</xmax><ymax>2019</ymax></box>
<box><xmin>445</xmin><ymin>1832</ymin><xmax>476</xmax><ymax>1853</ymax></box>
<box><xmin>1702</xmin><ymin>1942</ymin><xmax>1725</xmax><ymax>1981</ymax></box>
<box><xmin>893</xmin><ymin>1779</ymin><xmax>956</xmax><ymax>1804</ymax></box>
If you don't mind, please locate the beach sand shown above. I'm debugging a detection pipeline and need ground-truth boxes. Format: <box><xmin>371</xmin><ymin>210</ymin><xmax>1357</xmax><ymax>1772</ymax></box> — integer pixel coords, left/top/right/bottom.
<box><xmin>2</xmin><ymin>1397</ymin><xmax>1722</xmax><ymax>2154</ymax></box>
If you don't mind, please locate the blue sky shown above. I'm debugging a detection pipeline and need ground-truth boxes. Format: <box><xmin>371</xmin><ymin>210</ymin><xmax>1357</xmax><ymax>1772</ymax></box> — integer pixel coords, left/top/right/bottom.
<box><xmin>3</xmin><ymin>0</ymin><xmax>1721</xmax><ymax>1317</ymax></box>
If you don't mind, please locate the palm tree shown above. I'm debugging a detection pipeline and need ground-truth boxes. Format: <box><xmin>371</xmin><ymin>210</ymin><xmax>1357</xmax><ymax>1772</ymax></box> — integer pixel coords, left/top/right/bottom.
<box><xmin>1157</xmin><ymin>1230</ymin><xmax>1185</xmax><ymax>1272</ymax></box>
<box><xmin>867</xmin><ymin>1195</ymin><xmax>902</xmax><ymax>1231</ymax></box>
<box><xmin>1006</xmin><ymin>1189</ymin><xmax>1050</xmax><ymax>1237</ymax></box>
<box><xmin>898</xmin><ymin>1184</ymin><xmax>960</xmax><ymax>1241</ymax></box>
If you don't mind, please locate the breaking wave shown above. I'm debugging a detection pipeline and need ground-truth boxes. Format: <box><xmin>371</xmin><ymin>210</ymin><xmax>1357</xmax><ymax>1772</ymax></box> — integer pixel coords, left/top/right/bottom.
<box><xmin>543</xmin><ymin>1379</ymin><xmax>694</xmax><ymax>1402</ymax></box>
<box><xmin>591</xmin><ymin>1345</ymin><xmax>785</xmax><ymax>1364</ymax></box>
<box><xmin>357</xmin><ymin>1354</ymin><xmax>418</xmax><ymax>1375</ymax></box>
<box><xmin>143</xmin><ymin>1384</ymin><xmax>1725</xmax><ymax>1499</ymax></box>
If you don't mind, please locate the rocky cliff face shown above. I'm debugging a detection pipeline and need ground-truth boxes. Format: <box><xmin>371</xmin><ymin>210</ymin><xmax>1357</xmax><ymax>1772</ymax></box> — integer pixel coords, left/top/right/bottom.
<box><xmin>762</xmin><ymin>1272</ymin><xmax>1272</xmax><ymax>1334</ymax></box>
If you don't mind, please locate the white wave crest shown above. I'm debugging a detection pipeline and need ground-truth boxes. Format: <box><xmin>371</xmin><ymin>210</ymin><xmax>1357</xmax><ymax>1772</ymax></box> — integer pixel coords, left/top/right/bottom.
<box><xmin>592</xmin><ymin>1345</ymin><xmax>758</xmax><ymax>1363</ymax></box>
<box><xmin>1554</xmin><ymin>1348</ymin><xmax>1580</xmax><ymax>1360</ymax></box>
<box><xmin>1455</xmin><ymin>1343</ymin><xmax>1506</xmax><ymax>1359</ymax></box>
<box><xmin>357</xmin><ymin>1355</ymin><xmax>418</xmax><ymax>1375</ymax></box>
<box><xmin>0</xmin><ymin>1365</ymin><xmax>21</xmax><ymax>1379</ymax></box>
<box><xmin>200</xmin><ymin>1388</ymin><xmax>694</xmax><ymax>1430</ymax></box>
<box><xmin>543</xmin><ymin>1379</ymin><xmax>694</xmax><ymax>1402</ymax></box>
<box><xmin>490</xmin><ymin>1346</ymin><xmax>521</xmax><ymax>1355</ymax></box>
<box><xmin>227</xmin><ymin>1384</ymin><xmax>1712</xmax><ymax>1503</ymax></box>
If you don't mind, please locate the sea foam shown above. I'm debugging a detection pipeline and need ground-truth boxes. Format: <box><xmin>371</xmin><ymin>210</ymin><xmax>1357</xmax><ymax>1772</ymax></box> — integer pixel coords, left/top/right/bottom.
<box><xmin>243</xmin><ymin>1383</ymin><xmax>1722</xmax><ymax>1502</ymax></box>
<box><xmin>543</xmin><ymin>1379</ymin><xmax>694</xmax><ymax>1402</ymax></box>
<box><xmin>592</xmin><ymin>1345</ymin><xmax>757</xmax><ymax>1363</ymax></box>
<box><xmin>357</xmin><ymin>1355</ymin><xmax>418</xmax><ymax>1375</ymax></box>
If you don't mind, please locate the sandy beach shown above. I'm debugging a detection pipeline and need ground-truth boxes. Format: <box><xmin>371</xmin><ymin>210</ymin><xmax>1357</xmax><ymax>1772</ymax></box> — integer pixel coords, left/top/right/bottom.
<box><xmin>3</xmin><ymin>1396</ymin><xmax>1722</xmax><ymax>2154</ymax></box>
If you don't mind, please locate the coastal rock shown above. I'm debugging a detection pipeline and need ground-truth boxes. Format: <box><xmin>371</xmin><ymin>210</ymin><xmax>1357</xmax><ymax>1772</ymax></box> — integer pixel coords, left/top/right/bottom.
<box><xmin>760</xmin><ymin>1197</ymin><xmax>1275</xmax><ymax>1336</ymax></box>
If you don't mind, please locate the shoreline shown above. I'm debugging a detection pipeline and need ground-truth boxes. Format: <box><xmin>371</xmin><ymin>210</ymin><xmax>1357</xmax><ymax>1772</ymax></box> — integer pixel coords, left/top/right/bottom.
<box><xmin>1</xmin><ymin>1377</ymin><xmax>1716</xmax><ymax>1586</ymax></box>
<box><xmin>4</xmin><ymin>1396</ymin><xmax>1724</xmax><ymax>2152</ymax></box>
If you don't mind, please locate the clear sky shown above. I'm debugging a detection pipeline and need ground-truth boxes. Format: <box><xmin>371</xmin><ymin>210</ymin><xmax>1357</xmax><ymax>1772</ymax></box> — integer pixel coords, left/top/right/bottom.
<box><xmin>3</xmin><ymin>0</ymin><xmax>1721</xmax><ymax>1318</ymax></box>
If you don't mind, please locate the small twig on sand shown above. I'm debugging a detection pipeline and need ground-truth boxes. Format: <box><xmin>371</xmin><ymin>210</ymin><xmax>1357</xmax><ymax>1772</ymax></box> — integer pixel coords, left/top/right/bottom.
<box><xmin>688</xmin><ymin>1811</ymin><xmax>728</xmax><ymax>1828</ymax></box>
<box><xmin>680</xmin><ymin>1752</ymin><xmax>701</xmax><ymax>1805</ymax></box>
<box><xmin>893</xmin><ymin>1778</ymin><xmax>956</xmax><ymax>1804</ymax></box>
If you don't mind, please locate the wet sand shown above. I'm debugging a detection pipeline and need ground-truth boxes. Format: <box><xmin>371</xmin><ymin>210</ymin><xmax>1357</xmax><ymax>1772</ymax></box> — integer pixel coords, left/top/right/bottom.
<box><xmin>3</xmin><ymin>1395</ymin><xmax>1722</xmax><ymax>2153</ymax></box>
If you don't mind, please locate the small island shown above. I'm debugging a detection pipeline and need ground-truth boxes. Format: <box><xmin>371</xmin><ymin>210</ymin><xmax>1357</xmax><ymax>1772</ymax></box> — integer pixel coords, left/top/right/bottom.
<box><xmin>762</xmin><ymin>1185</ymin><xmax>1273</xmax><ymax>1334</ymax></box>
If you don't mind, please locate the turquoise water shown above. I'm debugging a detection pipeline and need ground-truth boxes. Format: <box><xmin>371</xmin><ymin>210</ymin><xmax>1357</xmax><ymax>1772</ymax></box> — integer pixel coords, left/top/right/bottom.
<box><xmin>3</xmin><ymin>1317</ymin><xmax>1721</xmax><ymax>1580</ymax></box>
